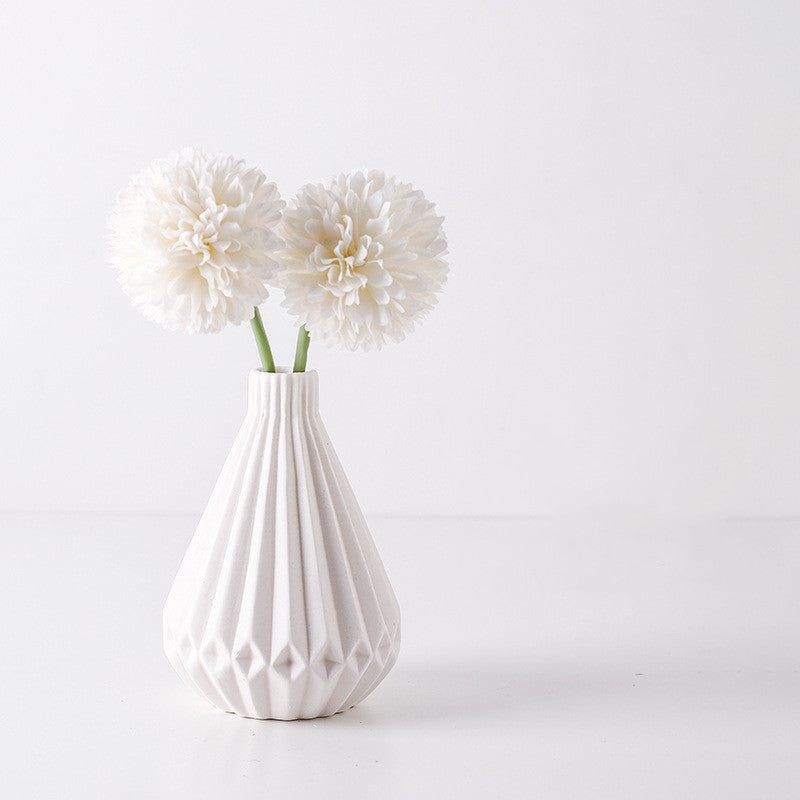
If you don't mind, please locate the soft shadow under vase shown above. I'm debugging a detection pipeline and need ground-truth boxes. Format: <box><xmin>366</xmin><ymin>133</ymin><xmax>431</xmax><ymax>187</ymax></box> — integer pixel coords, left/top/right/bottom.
<box><xmin>163</xmin><ymin>369</ymin><xmax>401</xmax><ymax>720</ymax></box>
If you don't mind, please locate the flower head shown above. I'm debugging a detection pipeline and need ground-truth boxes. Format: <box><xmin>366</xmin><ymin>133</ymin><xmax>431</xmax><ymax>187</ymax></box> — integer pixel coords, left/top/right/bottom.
<box><xmin>275</xmin><ymin>170</ymin><xmax>448</xmax><ymax>350</ymax></box>
<box><xmin>108</xmin><ymin>146</ymin><xmax>284</xmax><ymax>334</ymax></box>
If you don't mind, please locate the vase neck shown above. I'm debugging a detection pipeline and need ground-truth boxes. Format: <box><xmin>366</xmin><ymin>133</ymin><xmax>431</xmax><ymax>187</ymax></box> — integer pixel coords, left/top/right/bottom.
<box><xmin>247</xmin><ymin>369</ymin><xmax>319</xmax><ymax>415</ymax></box>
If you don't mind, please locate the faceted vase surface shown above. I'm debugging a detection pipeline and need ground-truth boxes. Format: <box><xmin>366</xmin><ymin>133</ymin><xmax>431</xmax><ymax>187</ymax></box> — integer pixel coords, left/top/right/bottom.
<box><xmin>163</xmin><ymin>368</ymin><xmax>401</xmax><ymax>720</ymax></box>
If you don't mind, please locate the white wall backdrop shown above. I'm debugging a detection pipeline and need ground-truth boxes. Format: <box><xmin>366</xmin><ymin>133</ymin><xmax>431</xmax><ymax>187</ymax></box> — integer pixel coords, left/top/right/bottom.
<box><xmin>1</xmin><ymin>0</ymin><xmax>799</xmax><ymax>517</ymax></box>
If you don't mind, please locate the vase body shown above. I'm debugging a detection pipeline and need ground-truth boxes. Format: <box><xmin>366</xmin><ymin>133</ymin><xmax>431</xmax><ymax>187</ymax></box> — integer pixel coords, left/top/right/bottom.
<box><xmin>163</xmin><ymin>369</ymin><xmax>401</xmax><ymax>720</ymax></box>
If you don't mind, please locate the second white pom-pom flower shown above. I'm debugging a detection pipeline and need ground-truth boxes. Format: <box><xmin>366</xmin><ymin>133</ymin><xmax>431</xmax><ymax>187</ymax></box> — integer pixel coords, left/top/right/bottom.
<box><xmin>275</xmin><ymin>170</ymin><xmax>448</xmax><ymax>351</ymax></box>
<box><xmin>108</xmin><ymin>146</ymin><xmax>284</xmax><ymax>334</ymax></box>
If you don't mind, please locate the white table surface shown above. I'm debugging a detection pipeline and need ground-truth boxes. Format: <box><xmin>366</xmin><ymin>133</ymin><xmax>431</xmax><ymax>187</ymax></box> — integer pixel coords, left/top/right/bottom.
<box><xmin>2</xmin><ymin>513</ymin><xmax>798</xmax><ymax>798</ymax></box>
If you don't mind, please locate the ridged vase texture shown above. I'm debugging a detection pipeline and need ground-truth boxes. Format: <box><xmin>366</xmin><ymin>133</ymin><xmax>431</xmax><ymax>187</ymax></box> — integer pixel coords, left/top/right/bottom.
<box><xmin>163</xmin><ymin>369</ymin><xmax>401</xmax><ymax>720</ymax></box>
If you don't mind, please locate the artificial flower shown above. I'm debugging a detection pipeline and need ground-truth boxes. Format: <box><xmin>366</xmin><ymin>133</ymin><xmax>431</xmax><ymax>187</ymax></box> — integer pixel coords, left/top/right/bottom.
<box><xmin>108</xmin><ymin>146</ymin><xmax>284</xmax><ymax>334</ymax></box>
<box><xmin>275</xmin><ymin>170</ymin><xmax>448</xmax><ymax>350</ymax></box>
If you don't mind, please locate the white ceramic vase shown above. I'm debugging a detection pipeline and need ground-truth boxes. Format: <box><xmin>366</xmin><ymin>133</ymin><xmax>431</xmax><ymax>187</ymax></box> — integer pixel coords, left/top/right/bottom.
<box><xmin>163</xmin><ymin>368</ymin><xmax>401</xmax><ymax>720</ymax></box>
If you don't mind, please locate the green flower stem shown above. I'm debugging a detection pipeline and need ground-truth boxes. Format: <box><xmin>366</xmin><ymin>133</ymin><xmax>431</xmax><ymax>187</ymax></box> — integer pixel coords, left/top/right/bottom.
<box><xmin>250</xmin><ymin>307</ymin><xmax>276</xmax><ymax>372</ymax></box>
<box><xmin>293</xmin><ymin>325</ymin><xmax>310</xmax><ymax>372</ymax></box>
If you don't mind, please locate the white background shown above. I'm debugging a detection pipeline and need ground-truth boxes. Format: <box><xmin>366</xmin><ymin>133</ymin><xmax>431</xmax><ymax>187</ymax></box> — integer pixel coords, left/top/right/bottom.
<box><xmin>3</xmin><ymin>0</ymin><xmax>800</xmax><ymax>518</ymax></box>
<box><xmin>3</xmin><ymin>514</ymin><xmax>798</xmax><ymax>798</ymax></box>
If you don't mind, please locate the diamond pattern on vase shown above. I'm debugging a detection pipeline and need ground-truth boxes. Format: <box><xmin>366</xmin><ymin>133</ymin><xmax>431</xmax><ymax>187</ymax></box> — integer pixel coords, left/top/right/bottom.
<box><xmin>351</xmin><ymin>642</ymin><xmax>373</xmax><ymax>673</ymax></box>
<box><xmin>272</xmin><ymin>644</ymin><xmax>306</xmax><ymax>681</ymax></box>
<box><xmin>163</xmin><ymin>369</ymin><xmax>401</xmax><ymax>720</ymax></box>
<box><xmin>234</xmin><ymin>642</ymin><xmax>267</xmax><ymax>680</ymax></box>
<box><xmin>311</xmin><ymin>647</ymin><xmax>345</xmax><ymax>680</ymax></box>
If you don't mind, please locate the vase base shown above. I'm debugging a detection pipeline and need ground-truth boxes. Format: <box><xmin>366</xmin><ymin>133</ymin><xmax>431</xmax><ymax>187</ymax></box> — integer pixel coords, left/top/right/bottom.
<box><xmin>211</xmin><ymin>703</ymin><xmax>358</xmax><ymax>722</ymax></box>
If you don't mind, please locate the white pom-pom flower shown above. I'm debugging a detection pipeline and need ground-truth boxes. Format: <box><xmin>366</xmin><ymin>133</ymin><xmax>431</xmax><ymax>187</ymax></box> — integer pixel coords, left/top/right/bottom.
<box><xmin>275</xmin><ymin>170</ymin><xmax>448</xmax><ymax>350</ymax></box>
<box><xmin>108</xmin><ymin>146</ymin><xmax>284</xmax><ymax>334</ymax></box>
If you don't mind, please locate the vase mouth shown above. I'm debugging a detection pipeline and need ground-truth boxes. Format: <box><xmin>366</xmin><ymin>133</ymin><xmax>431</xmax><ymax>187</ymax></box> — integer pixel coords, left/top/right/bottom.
<box><xmin>252</xmin><ymin>367</ymin><xmax>318</xmax><ymax>377</ymax></box>
<box><xmin>247</xmin><ymin>367</ymin><xmax>319</xmax><ymax>410</ymax></box>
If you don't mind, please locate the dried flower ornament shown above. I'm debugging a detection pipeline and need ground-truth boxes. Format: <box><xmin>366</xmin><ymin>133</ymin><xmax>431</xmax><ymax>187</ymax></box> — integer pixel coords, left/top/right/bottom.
<box><xmin>108</xmin><ymin>154</ymin><xmax>449</xmax><ymax>371</ymax></box>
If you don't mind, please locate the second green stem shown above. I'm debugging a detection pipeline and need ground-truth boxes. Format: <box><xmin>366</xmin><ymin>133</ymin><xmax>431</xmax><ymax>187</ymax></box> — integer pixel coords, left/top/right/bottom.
<box><xmin>293</xmin><ymin>325</ymin><xmax>310</xmax><ymax>372</ymax></box>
